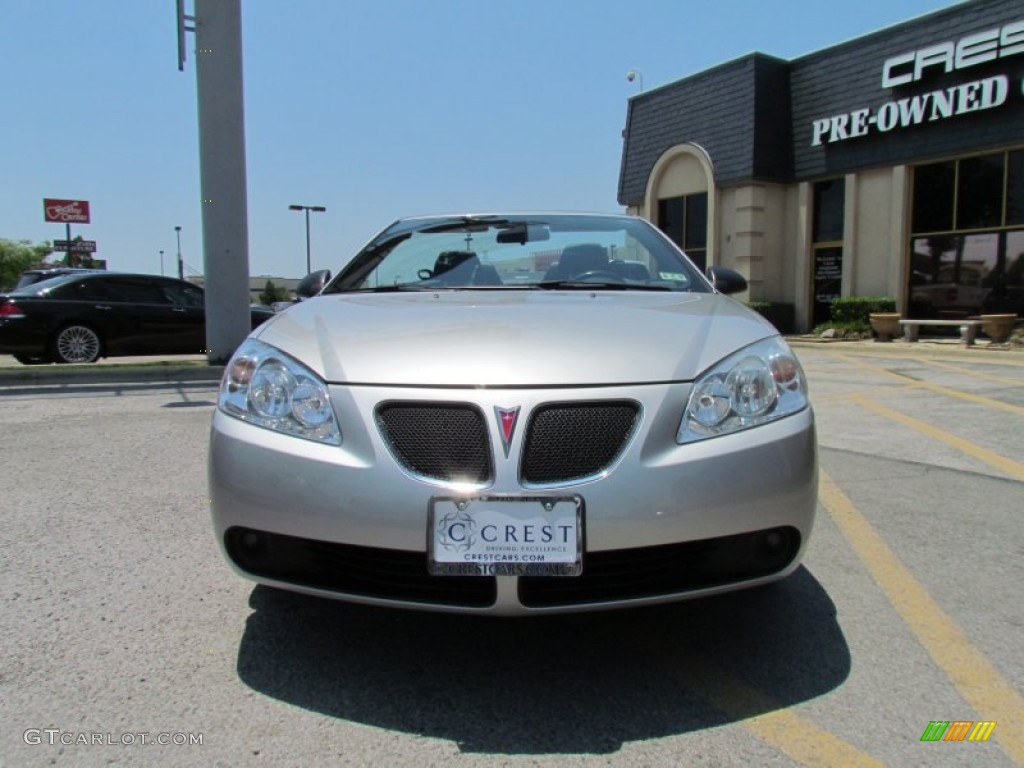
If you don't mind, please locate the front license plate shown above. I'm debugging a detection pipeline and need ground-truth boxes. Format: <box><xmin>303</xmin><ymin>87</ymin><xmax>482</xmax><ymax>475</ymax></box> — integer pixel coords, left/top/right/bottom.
<box><xmin>428</xmin><ymin>496</ymin><xmax>583</xmax><ymax>577</ymax></box>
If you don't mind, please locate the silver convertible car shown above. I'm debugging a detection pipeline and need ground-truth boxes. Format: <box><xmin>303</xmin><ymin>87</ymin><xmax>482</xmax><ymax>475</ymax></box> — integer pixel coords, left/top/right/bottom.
<box><xmin>209</xmin><ymin>213</ymin><xmax>817</xmax><ymax>614</ymax></box>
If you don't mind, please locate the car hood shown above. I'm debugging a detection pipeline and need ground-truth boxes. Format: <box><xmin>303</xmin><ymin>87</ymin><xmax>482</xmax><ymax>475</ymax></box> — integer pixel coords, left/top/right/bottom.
<box><xmin>254</xmin><ymin>290</ymin><xmax>777</xmax><ymax>386</ymax></box>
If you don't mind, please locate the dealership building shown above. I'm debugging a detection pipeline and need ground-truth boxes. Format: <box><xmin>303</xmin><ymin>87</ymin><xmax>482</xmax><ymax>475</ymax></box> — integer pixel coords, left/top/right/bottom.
<box><xmin>619</xmin><ymin>0</ymin><xmax>1024</xmax><ymax>330</ymax></box>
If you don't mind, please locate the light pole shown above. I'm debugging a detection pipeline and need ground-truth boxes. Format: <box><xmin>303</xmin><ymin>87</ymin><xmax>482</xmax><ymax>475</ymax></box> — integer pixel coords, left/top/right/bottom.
<box><xmin>174</xmin><ymin>226</ymin><xmax>183</xmax><ymax>279</ymax></box>
<box><xmin>626</xmin><ymin>69</ymin><xmax>644</xmax><ymax>92</ymax></box>
<box><xmin>288</xmin><ymin>204</ymin><xmax>326</xmax><ymax>275</ymax></box>
<box><xmin>159</xmin><ymin>249</ymin><xmax>165</xmax><ymax>276</ymax></box>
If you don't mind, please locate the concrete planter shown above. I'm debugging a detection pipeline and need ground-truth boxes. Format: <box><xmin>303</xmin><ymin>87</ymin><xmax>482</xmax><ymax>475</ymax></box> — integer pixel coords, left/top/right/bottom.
<box><xmin>869</xmin><ymin>313</ymin><xmax>901</xmax><ymax>342</ymax></box>
<box><xmin>979</xmin><ymin>314</ymin><xmax>1018</xmax><ymax>343</ymax></box>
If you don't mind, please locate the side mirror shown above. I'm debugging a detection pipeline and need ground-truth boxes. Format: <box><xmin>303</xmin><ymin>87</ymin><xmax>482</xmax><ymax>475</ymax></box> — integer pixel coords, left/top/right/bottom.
<box><xmin>706</xmin><ymin>266</ymin><xmax>747</xmax><ymax>295</ymax></box>
<box><xmin>296</xmin><ymin>269</ymin><xmax>332</xmax><ymax>299</ymax></box>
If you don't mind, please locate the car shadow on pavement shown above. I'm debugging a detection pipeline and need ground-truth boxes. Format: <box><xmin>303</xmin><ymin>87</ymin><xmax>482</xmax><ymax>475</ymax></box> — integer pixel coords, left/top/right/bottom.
<box><xmin>235</xmin><ymin>566</ymin><xmax>849</xmax><ymax>755</ymax></box>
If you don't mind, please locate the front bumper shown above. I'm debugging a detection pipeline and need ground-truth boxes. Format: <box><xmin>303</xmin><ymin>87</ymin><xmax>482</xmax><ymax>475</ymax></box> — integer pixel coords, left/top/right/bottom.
<box><xmin>209</xmin><ymin>382</ymin><xmax>817</xmax><ymax>615</ymax></box>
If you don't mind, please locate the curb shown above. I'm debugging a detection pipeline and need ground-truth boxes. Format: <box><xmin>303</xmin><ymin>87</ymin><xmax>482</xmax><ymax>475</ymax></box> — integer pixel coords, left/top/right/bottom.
<box><xmin>0</xmin><ymin>363</ymin><xmax>225</xmax><ymax>387</ymax></box>
<box><xmin>786</xmin><ymin>337</ymin><xmax>1024</xmax><ymax>363</ymax></box>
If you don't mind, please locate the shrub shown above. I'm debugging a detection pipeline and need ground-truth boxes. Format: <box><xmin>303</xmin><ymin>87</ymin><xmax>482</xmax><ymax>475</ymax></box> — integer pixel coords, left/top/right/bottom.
<box><xmin>813</xmin><ymin>320</ymin><xmax>870</xmax><ymax>338</ymax></box>
<box><xmin>829</xmin><ymin>296</ymin><xmax>896</xmax><ymax>324</ymax></box>
<box><xmin>258</xmin><ymin>279</ymin><xmax>290</xmax><ymax>306</ymax></box>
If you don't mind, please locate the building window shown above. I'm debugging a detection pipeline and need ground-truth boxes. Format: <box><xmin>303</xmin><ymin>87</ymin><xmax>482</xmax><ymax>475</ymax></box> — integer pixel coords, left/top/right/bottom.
<box><xmin>1006</xmin><ymin>151</ymin><xmax>1024</xmax><ymax>226</ymax></box>
<box><xmin>957</xmin><ymin>154</ymin><xmax>1005</xmax><ymax>231</ymax></box>
<box><xmin>657</xmin><ymin>193</ymin><xmax>707</xmax><ymax>271</ymax></box>
<box><xmin>912</xmin><ymin>162</ymin><xmax>955</xmax><ymax>234</ymax></box>
<box><xmin>811</xmin><ymin>179</ymin><xmax>845</xmax><ymax>326</ymax></box>
<box><xmin>910</xmin><ymin>149</ymin><xmax>1024</xmax><ymax>318</ymax></box>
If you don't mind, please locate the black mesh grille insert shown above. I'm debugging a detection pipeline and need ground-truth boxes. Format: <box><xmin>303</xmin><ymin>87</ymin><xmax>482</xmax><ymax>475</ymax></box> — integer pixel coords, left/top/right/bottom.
<box><xmin>521</xmin><ymin>401</ymin><xmax>640</xmax><ymax>485</ymax></box>
<box><xmin>376</xmin><ymin>403</ymin><xmax>493</xmax><ymax>485</ymax></box>
<box><xmin>225</xmin><ymin>527</ymin><xmax>496</xmax><ymax>608</ymax></box>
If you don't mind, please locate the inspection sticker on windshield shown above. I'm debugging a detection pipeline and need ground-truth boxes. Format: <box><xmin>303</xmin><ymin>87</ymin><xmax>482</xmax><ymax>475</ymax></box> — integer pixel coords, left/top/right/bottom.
<box><xmin>428</xmin><ymin>496</ymin><xmax>583</xmax><ymax>577</ymax></box>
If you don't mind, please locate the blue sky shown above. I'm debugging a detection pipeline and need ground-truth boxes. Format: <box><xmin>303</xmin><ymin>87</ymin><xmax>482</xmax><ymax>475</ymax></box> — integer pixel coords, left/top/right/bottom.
<box><xmin>1</xmin><ymin>0</ymin><xmax>960</xmax><ymax>279</ymax></box>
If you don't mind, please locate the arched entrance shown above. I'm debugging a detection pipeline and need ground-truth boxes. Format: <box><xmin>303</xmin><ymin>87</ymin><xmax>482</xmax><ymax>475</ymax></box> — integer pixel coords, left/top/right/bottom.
<box><xmin>644</xmin><ymin>144</ymin><xmax>715</xmax><ymax>271</ymax></box>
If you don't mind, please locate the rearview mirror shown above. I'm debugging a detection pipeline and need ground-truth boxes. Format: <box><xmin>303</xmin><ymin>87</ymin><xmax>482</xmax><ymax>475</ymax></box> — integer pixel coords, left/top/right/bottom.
<box><xmin>496</xmin><ymin>223</ymin><xmax>551</xmax><ymax>244</ymax></box>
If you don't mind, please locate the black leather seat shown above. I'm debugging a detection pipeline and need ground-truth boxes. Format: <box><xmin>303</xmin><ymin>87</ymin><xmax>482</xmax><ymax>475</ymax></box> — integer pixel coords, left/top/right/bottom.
<box><xmin>432</xmin><ymin>251</ymin><xmax>479</xmax><ymax>285</ymax></box>
<box><xmin>542</xmin><ymin>244</ymin><xmax>608</xmax><ymax>281</ymax></box>
<box><xmin>609</xmin><ymin>260</ymin><xmax>651</xmax><ymax>281</ymax></box>
<box><xmin>472</xmin><ymin>264</ymin><xmax>503</xmax><ymax>285</ymax></box>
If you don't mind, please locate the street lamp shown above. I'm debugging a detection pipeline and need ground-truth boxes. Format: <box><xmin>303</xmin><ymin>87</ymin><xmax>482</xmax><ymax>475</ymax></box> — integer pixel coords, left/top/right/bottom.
<box><xmin>174</xmin><ymin>226</ymin><xmax>183</xmax><ymax>280</ymax></box>
<box><xmin>626</xmin><ymin>69</ymin><xmax>644</xmax><ymax>92</ymax></box>
<box><xmin>288</xmin><ymin>204</ymin><xmax>326</xmax><ymax>275</ymax></box>
<box><xmin>159</xmin><ymin>249</ymin><xmax>165</xmax><ymax>276</ymax></box>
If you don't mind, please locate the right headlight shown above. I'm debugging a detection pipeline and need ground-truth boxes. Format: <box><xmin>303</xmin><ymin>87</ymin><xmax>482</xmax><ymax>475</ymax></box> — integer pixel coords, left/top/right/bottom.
<box><xmin>218</xmin><ymin>339</ymin><xmax>341</xmax><ymax>445</ymax></box>
<box><xmin>677</xmin><ymin>336</ymin><xmax>808</xmax><ymax>444</ymax></box>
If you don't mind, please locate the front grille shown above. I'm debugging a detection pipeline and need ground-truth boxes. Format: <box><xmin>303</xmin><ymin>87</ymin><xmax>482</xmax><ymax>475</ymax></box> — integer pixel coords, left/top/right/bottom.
<box><xmin>225</xmin><ymin>527</ymin><xmax>496</xmax><ymax>608</ymax></box>
<box><xmin>376</xmin><ymin>402</ymin><xmax>492</xmax><ymax>485</ymax></box>
<box><xmin>518</xmin><ymin>527</ymin><xmax>800</xmax><ymax>607</ymax></box>
<box><xmin>521</xmin><ymin>401</ymin><xmax>640</xmax><ymax>485</ymax></box>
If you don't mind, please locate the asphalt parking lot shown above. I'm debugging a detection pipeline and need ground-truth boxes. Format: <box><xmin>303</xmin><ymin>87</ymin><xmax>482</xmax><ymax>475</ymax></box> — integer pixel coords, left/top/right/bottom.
<box><xmin>0</xmin><ymin>342</ymin><xmax>1021</xmax><ymax>767</ymax></box>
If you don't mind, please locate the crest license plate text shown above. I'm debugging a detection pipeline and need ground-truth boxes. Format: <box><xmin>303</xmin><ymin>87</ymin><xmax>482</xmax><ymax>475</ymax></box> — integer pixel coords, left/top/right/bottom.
<box><xmin>428</xmin><ymin>496</ymin><xmax>583</xmax><ymax>577</ymax></box>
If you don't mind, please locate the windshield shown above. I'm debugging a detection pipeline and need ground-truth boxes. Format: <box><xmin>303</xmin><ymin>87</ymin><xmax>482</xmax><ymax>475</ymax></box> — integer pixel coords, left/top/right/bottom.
<box><xmin>324</xmin><ymin>214</ymin><xmax>710</xmax><ymax>293</ymax></box>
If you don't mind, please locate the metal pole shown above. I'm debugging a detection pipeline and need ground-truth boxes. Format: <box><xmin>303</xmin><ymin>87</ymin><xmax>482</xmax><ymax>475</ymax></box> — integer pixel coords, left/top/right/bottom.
<box><xmin>160</xmin><ymin>250</ymin><xmax>165</xmax><ymax>276</ymax></box>
<box><xmin>175</xmin><ymin>226</ymin><xmax>183</xmax><ymax>279</ymax></box>
<box><xmin>289</xmin><ymin>204</ymin><xmax>325</xmax><ymax>275</ymax></box>
<box><xmin>193</xmin><ymin>0</ymin><xmax>251</xmax><ymax>362</ymax></box>
<box><xmin>304</xmin><ymin>208</ymin><xmax>312</xmax><ymax>275</ymax></box>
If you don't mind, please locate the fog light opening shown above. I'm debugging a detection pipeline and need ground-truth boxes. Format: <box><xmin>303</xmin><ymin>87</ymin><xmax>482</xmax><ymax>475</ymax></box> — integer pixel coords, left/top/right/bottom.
<box><xmin>229</xmin><ymin>527</ymin><xmax>269</xmax><ymax>566</ymax></box>
<box><xmin>757</xmin><ymin>528</ymin><xmax>796</xmax><ymax>568</ymax></box>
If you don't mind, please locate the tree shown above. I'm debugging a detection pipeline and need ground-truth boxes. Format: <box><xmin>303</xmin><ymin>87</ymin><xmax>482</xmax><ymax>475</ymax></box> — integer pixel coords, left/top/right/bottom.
<box><xmin>258</xmin><ymin>279</ymin><xmax>289</xmax><ymax>306</ymax></box>
<box><xmin>0</xmin><ymin>239</ymin><xmax>55</xmax><ymax>290</ymax></box>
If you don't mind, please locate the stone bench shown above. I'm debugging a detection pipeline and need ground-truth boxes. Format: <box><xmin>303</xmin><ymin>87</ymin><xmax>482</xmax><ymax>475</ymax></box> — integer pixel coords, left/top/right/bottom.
<box><xmin>899</xmin><ymin>318</ymin><xmax>982</xmax><ymax>345</ymax></box>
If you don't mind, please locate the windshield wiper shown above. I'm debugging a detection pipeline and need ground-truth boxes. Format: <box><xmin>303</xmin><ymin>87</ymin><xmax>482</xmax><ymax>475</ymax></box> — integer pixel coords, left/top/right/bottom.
<box><xmin>534</xmin><ymin>280</ymin><xmax>673</xmax><ymax>291</ymax></box>
<box><xmin>340</xmin><ymin>284</ymin><xmax>436</xmax><ymax>293</ymax></box>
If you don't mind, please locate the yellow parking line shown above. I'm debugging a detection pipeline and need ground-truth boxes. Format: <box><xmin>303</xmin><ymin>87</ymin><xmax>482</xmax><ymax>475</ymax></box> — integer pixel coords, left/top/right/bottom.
<box><xmin>652</xmin><ymin>645</ymin><xmax>883</xmax><ymax>767</ymax></box>
<box><xmin>832</xmin><ymin>353</ymin><xmax>1024</xmax><ymax>417</ymax></box>
<box><xmin>819</xmin><ymin>471</ymin><xmax>1024</xmax><ymax>764</ymax></box>
<box><xmin>811</xmin><ymin>383</ymin><xmax>921</xmax><ymax>405</ymax></box>
<box><xmin>915</xmin><ymin>357</ymin><xmax>1024</xmax><ymax>388</ymax></box>
<box><xmin>742</xmin><ymin>710</ymin><xmax>883</xmax><ymax>768</ymax></box>
<box><xmin>714</xmin><ymin>682</ymin><xmax>883</xmax><ymax>767</ymax></box>
<box><xmin>850</xmin><ymin>394</ymin><xmax>1024</xmax><ymax>481</ymax></box>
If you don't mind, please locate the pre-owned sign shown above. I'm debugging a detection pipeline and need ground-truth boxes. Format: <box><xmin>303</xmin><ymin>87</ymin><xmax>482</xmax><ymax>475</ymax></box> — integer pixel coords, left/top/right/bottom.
<box><xmin>43</xmin><ymin>199</ymin><xmax>91</xmax><ymax>224</ymax></box>
<box><xmin>810</xmin><ymin>18</ymin><xmax>1023</xmax><ymax>147</ymax></box>
<box><xmin>812</xmin><ymin>75</ymin><xmax>1010</xmax><ymax>146</ymax></box>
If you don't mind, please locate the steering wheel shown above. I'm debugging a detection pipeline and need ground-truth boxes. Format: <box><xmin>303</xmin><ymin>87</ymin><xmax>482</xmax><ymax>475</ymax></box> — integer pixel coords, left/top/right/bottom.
<box><xmin>572</xmin><ymin>270</ymin><xmax>625</xmax><ymax>283</ymax></box>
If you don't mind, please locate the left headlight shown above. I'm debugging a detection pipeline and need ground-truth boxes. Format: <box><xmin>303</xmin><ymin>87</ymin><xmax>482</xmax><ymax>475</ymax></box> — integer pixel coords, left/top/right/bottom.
<box><xmin>677</xmin><ymin>336</ymin><xmax>808</xmax><ymax>444</ymax></box>
<box><xmin>218</xmin><ymin>339</ymin><xmax>341</xmax><ymax>445</ymax></box>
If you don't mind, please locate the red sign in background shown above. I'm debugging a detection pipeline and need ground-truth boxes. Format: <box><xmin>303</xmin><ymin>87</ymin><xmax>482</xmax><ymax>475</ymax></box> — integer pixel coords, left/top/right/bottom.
<box><xmin>43</xmin><ymin>198</ymin><xmax>91</xmax><ymax>224</ymax></box>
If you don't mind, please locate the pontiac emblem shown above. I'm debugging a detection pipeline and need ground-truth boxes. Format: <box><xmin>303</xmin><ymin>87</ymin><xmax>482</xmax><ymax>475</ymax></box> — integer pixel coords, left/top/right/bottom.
<box><xmin>494</xmin><ymin>406</ymin><xmax>521</xmax><ymax>458</ymax></box>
